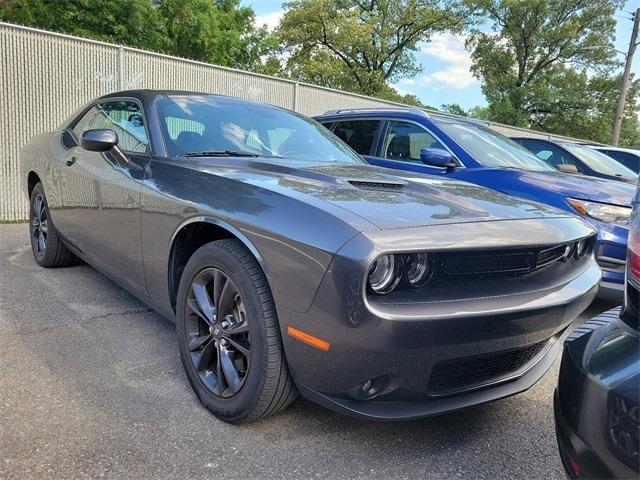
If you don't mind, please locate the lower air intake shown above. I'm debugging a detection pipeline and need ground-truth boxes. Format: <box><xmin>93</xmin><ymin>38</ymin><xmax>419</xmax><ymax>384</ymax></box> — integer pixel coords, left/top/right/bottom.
<box><xmin>428</xmin><ymin>340</ymin><xmax>549</xmax><ymax>395</ymax></box>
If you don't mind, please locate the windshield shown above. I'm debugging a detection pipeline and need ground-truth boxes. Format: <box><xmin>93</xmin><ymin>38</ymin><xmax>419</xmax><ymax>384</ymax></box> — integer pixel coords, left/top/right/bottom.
<box><xmin>157</xmin><ymin>95</ymin><xmax>364</xmax><ymax>164</ymax></box>
<box><xmin>435</xmin><ymin>121</ymin><xmax>554</xmax><ymax>172</ymax></box>
<box><xmin>562</xmin><ymin>143</ymin><xmax>637</xmax><ymax>180</ymax></box>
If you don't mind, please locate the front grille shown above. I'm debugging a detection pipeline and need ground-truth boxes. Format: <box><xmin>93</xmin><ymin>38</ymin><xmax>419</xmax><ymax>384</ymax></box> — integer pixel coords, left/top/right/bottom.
<box><xmin>428</xmin><ymin>340</ymin><xmax>549</xmax><ymax>395</ymax></box>
<box><xmin>434</xmin><ymin>238</ymin><xmax>593</xmax><ymax>282</ymax></box>
<box><xmin>443</xmin><ymin>251</ymin><xmax>534</xmax><ymax>276</ymax></box>
<box><xmin>537</xmin><ymin>244</ymin><xmax>566</xmax><ymax>267</ymax></box>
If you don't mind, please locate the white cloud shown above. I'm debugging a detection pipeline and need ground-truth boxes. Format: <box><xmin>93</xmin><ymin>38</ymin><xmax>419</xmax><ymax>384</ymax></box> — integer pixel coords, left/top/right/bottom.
<box><xmin>415</xmin><ymin>33</ymin><xmax>478</xmax><ymax>91</ymax></box>
<box><xmin>255</xmin><ymin>10</ymin><xmax>284</xmax><ymax>31</ymax></box>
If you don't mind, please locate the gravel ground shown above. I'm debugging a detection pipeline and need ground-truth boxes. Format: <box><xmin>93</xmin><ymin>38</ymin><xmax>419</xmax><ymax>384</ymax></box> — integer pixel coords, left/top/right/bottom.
<box><xmin>0</xmin><ymin>223</ymin><xmax>619</xmax><ymax>479</ymax></box>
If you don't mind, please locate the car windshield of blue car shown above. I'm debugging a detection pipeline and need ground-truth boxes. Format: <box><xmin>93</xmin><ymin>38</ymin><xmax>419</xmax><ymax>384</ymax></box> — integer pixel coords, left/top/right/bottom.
<box><xmin>436</xmin><ymin>121</ymin><xmax>554</xmax><ymax>172</ymax></box>
<box><xmin>562</xmin><ymin>143</ymin><xmax>637</xmax><ymax>180</ymax></box>
<box><xmin>158</xmin><ymin>95</ymin><xmax>364</xmax><ymax>165</ymax></box>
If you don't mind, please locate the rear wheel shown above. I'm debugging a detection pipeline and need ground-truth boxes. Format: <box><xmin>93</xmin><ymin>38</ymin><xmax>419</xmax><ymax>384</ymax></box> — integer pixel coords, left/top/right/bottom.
<box><xmin>176</xmin><ymin>239</ymin><xmax>297</xmax><ymax>423</ymax></box>
<box><xmin>29</xmin><ymin>183</ymin><xmax>77</xmax><ymax>267</ymax></box>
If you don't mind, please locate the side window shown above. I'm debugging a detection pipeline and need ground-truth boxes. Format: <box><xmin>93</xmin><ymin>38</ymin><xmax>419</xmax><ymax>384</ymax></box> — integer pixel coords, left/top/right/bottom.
<box><xmin>382</xmin><ymin>121</ymin><xmax>446</xmax><ymax>163</ymax></box>
<box><xmin>72</xmin><ymin>101</ymin><xmax>149</xmax><ymax>153</ymax></box>
<box><xmin>602</xmin><ymin>150</ymin><xmax>638</xmax><ymax>171</ymax></box>
<box><xmin>332</xmin><ymin>120</ymin><xmax>380</xmax><ymax>155</ymax></box>
<box><xmin>520</xmin><ymin>140</ymin><xmax>574</xmax><ymax>167</ymax></box>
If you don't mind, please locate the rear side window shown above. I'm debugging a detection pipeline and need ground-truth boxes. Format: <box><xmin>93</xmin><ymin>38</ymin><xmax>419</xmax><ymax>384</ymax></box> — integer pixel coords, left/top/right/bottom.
<box><xmin>600</xmin><ymin>150</ymin><xmax>639</xmax><ymax>172</ymax></box>
<box><xmin>332</xmin><ymin>120</ymin><xmax>380</xmax><ymax>155</ymax></box>
<box><xmin>72</xmin><ymin>101</ymin><xmax>149</xmax><ymax>153</ymax></box>
<box><xmin>381</xmin><ymin>121</ymin><xmax>447</xmax><ymax>163</ymax></box>
<box><xmin>518</xmin><ymin>140</ymin><xmax>575</xmax><ymax>167</ymax></box>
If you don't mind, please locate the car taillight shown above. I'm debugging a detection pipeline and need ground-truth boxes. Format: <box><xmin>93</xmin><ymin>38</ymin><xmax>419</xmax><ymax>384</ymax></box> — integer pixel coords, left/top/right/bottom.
<box><xmin>629</xmin><ymin>227</ymin><xmax>640</xmax><ymax>281</ymax></box>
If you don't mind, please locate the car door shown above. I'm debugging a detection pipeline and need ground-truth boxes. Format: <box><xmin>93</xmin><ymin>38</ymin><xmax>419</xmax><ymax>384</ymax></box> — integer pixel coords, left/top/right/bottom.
<box><xmin>58</xmin><ymin>100</ymin><xmax>151</xmax><ymax>293</ymax></box>
<box><xmin>366</xmin><ymin>120</ymin><xmax>458</xmax><ymax>177</ymax></box>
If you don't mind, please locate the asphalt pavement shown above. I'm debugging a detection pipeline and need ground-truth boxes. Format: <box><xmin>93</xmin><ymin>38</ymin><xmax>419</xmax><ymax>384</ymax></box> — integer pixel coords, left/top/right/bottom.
<box><xmin>0</xmin><ymin>223</ymin><xmax>619</xmax><ymax>479</ymax></box>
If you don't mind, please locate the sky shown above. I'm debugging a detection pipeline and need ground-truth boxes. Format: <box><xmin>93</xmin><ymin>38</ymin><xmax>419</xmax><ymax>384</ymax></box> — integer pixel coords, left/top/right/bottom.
<box><xmin>244</xmin><ymin>0</ymin><xmax>640</xmax><ymax>110</ymax></box>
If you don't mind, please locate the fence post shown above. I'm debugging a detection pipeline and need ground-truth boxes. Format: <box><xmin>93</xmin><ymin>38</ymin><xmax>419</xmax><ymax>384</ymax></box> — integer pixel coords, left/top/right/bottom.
<box><xmin>293</xmin><ymin>82</ymin><xmax>299</xmax><ymax>112</ymax></box>
<box><xmin>118</xmin><ymin>45</ymin><xmax>125</xmax><ymax>90</ymax></box>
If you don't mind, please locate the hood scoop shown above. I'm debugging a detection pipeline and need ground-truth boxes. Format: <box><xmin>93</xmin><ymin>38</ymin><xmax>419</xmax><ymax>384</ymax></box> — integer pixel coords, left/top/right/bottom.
<box><xmin>346</xmin><ymin>178</ymin><xmax>408</xmax><ymax>190</ymax></box>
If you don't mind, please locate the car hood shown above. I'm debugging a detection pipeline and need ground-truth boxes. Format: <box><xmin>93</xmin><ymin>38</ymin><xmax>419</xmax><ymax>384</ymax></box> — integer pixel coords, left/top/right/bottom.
<box><xmin>505</xmin><ymin>169</ymin><xmax>636</xmax><ymax>206</ymax></box>
<box><xmin>192</xmin><ymin>159</ymin><xmax>570</xmax><ymax>230</ymax></box>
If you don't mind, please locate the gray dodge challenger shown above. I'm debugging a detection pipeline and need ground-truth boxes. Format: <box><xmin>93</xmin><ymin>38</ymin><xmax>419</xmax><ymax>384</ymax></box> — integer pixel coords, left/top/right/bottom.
<box><xmin>21</xmin><ymin>90</ymin><xmax>601</xmax><ymax>423</ymax></box>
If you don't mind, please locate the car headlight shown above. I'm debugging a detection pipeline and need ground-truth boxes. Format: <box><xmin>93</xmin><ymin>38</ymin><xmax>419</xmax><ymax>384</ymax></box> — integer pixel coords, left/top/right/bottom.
<box><xmin>368</xmin><ymin>255</ymin><xmax>401</xmax><ymax>294</ymax></box>
<box><xmin>403</xmin><ymin>253</ymin><xmax>434</xmax><ymax>287</ymax></box>
<box><xmin>566</xmin><ymin>198</ymin><xmax>631</xmax><ymax>227</ymax></box>
<box><xmin>367</xmin><ymin>253</ymin><xmax>434</xmax><ymax>294</ymax></box>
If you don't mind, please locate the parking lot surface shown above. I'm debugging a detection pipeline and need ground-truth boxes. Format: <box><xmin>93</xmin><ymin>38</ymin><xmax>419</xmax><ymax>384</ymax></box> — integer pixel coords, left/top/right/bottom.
<box><xmin>0</xmin><ymin>223</ymin><xmax>618</xmax><ymax>479</ymax></box>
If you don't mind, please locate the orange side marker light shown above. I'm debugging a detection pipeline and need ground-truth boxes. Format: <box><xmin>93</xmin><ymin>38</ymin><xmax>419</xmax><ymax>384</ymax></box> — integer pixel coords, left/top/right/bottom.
<box><xmin>287</xmin><ymin>326</ymin><xmax>330</xmax><ymax>352</ymax></box>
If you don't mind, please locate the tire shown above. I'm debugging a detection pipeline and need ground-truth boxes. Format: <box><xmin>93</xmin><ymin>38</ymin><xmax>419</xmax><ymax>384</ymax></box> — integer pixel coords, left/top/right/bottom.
<box><xmin>176</xmin><ymin>239</ymin><xmax>297</xmax><ymax>423</ymax></box>
<box><xmin>29</xmin><ymin>182</ymin><xmax>78</xmax><ymax>267</ymax></box>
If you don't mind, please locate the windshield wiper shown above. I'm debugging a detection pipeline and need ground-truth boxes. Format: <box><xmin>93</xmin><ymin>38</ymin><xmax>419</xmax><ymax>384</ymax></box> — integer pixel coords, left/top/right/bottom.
<box><xmin>183</xmin><ymin>150</ymin><xmax>260</xmax><ymax>158</ymax></box>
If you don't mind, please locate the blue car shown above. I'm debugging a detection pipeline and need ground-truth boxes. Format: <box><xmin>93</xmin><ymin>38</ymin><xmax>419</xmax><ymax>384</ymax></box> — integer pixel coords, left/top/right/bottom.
<box><xmin>511</xmin><ymin>137</ymin><xmax>638</xmax><ymax>184</ymax></box>
<box><xmin>314</xmin><ymin>108</ymin><xmax>636</xmax><ymax>299</ymax></box>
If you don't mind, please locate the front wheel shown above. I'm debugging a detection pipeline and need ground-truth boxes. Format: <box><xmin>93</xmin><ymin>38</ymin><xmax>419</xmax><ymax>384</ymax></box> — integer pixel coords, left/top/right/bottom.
<box><xmin>176</xmin><ymin>239</ymin><xmax>297</xmax><ymax>423</ymax></box>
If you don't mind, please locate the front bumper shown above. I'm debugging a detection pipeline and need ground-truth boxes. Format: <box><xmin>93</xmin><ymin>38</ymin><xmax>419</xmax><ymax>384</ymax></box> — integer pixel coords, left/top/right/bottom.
<box><xmin>592</xmin><ymin>220</ymin><xmax>628</xmax><ymax>299</ymax></box>
<box><xmin>278</xmin><ymin>225</ymin><xmax>601</xmax><ymax>420</ymax></box>
<box><xmin>300</xmin><ymin>338</ymin><xmax>563</xmax><ymax>420</ymax></box>
<box><xmin>555</xmin><ymin>307</ymin><xmax>639</xmax><ymax>478</ymax></box>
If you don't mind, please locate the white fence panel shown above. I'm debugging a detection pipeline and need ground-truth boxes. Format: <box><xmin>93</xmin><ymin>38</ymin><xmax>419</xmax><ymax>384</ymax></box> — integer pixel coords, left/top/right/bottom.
<box><xmin>1</xmin><ymin>25</ymin><xmax>120</xmax><ymax>221</ymax></box>
<box><xmin>122</xmin><ymin>50</ymin><xmax>297</xmax><ymax>108</ymax></box>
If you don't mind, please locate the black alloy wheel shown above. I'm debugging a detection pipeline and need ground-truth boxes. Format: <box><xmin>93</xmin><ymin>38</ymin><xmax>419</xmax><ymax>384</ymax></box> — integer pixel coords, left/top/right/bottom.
<box><xmin>185</xmin><ymin>267</ymin><xmax>251</xmax><ymax>398</ymax></box>
<box><xmin>176</xmin><ymin>239</ymin><xmax>297</xmax><ymax>423</ymax></box>
<box><xmin>31</xmin><ymin>192</ymin><xmax>48</xmax><ymax>257</ymax></box>
<box><xmin>28</xmin><ymin>182</ymin><xmax>77</xmax><ymax>267</ymax></box>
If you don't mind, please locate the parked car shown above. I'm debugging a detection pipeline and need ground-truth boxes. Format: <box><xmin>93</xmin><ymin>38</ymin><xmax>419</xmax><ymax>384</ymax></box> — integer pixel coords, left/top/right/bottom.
<box><xmin>314</xmin><ymin>108</ymin><xmax>635</xmax><ymax>299</ymax></box>
<box><xmin>586</xmin><ymin>145</ymin><xmax>640</xmax><ymax>174</ymax></box>
<box><xmin>554</xmin><ymin>193</ymin><xmax>639</xmax><ymax>479</ymax></box>
<box><xmin>512</xmin><ymin>137</ymin><xmax>638</xmax><ymax>184</ymax></box>
<box><xmin>22</xmin><ymin>90</ymin><xmax>601</xmax><ymax>423</ymax></box>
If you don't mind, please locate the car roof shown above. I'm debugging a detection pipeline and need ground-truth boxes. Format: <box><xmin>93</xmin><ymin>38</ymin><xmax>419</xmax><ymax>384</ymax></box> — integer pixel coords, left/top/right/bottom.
<box><xmin>97</xmin><ymin>89</ymin><xmax>271</xmax><ymax>108</ymax></box>
<box><xmin>512</xmin><ymin>136</ymin><xmax>553</xmax><ymax>142</ymax></box>
<box><xmin>315</xmin><ymin>107</ymin><xmax>488</xmax><ymax>127</ymax></box>
<box><xmin>511</xmin><ymin>137</ymin><xmax>578</xmax><ymax>148</ymax></box>
<box><xmin>588</xmin><ymin>145</ymin><xmax>640</xmax><ymax>154</ymax></box>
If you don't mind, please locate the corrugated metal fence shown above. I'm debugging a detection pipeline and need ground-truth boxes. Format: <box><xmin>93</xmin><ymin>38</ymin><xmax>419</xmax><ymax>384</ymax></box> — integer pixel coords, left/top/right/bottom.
<box><xmin>0</xmin><ymin>22</ymin><xmax>589</xmax><ymax>221</ymax></box>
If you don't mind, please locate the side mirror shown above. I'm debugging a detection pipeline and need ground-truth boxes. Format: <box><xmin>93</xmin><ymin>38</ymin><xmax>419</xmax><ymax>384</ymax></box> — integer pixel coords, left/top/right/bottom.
<box><xmin>419</xmin><ymin>148</ymin><xmax>457</xmax><ymax>169</ymax></box>
<box><xmin>81</xmin><ymin>129</ymin><xmax>118</xmax><ymax>152</ymax></box>
<box><xmin>556</xmin><ymin>164</ymin><xmax>579</xmax><ymax>174</ymax></box>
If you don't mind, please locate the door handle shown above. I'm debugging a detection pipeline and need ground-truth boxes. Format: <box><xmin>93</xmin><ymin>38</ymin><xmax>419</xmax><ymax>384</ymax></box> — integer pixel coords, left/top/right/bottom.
<box><xmin>65</xmin><ymin>156</ymin><xmax>77</xmax><ymax>167</ymax></box>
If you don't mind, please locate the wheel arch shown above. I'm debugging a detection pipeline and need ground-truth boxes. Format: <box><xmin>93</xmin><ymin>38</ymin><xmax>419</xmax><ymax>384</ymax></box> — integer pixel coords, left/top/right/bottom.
<box><xmin>27</xmin><ymin>171</ymin><xmax>41</xmax><ymax>198</ymax></box>
<box><xmin>168</xmin><ymin>216</ymin><xmax>268</xmax><ymax>309</ymax></box>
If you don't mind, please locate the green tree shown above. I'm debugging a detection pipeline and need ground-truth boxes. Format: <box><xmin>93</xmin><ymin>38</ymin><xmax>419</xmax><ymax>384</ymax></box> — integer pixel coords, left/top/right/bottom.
<box><xmin>0</xmin><ymin>0</ymin><xmax>278</xmax><ymax>72</ymax></box>
<box><xmin>0</xmin><ymin>0</ymin><xmax>168</xmax><ymax>51</ymax></box>
<box><xmin>440</xmin><ymin>103</ymin><xmax>469</xmax><ymax>116</ymax></box>
<box><xmin>467</xmin><ymin>0</ymin><xmax>624</xmax><ymax>128</ymax></box>
<box><xmin>159</xmin><ymin>0</ymin><xmax>276</xmax><ymax>70</ymax></box>
<box><xmin>533</xmin><ymin>73</ymin><xmax>640</xmax><ymax>147</ymax></box>
<box><xmin>278</xmin><ymin>0</ymin><xmax>471</xmax><ymax>96</ymax></box>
